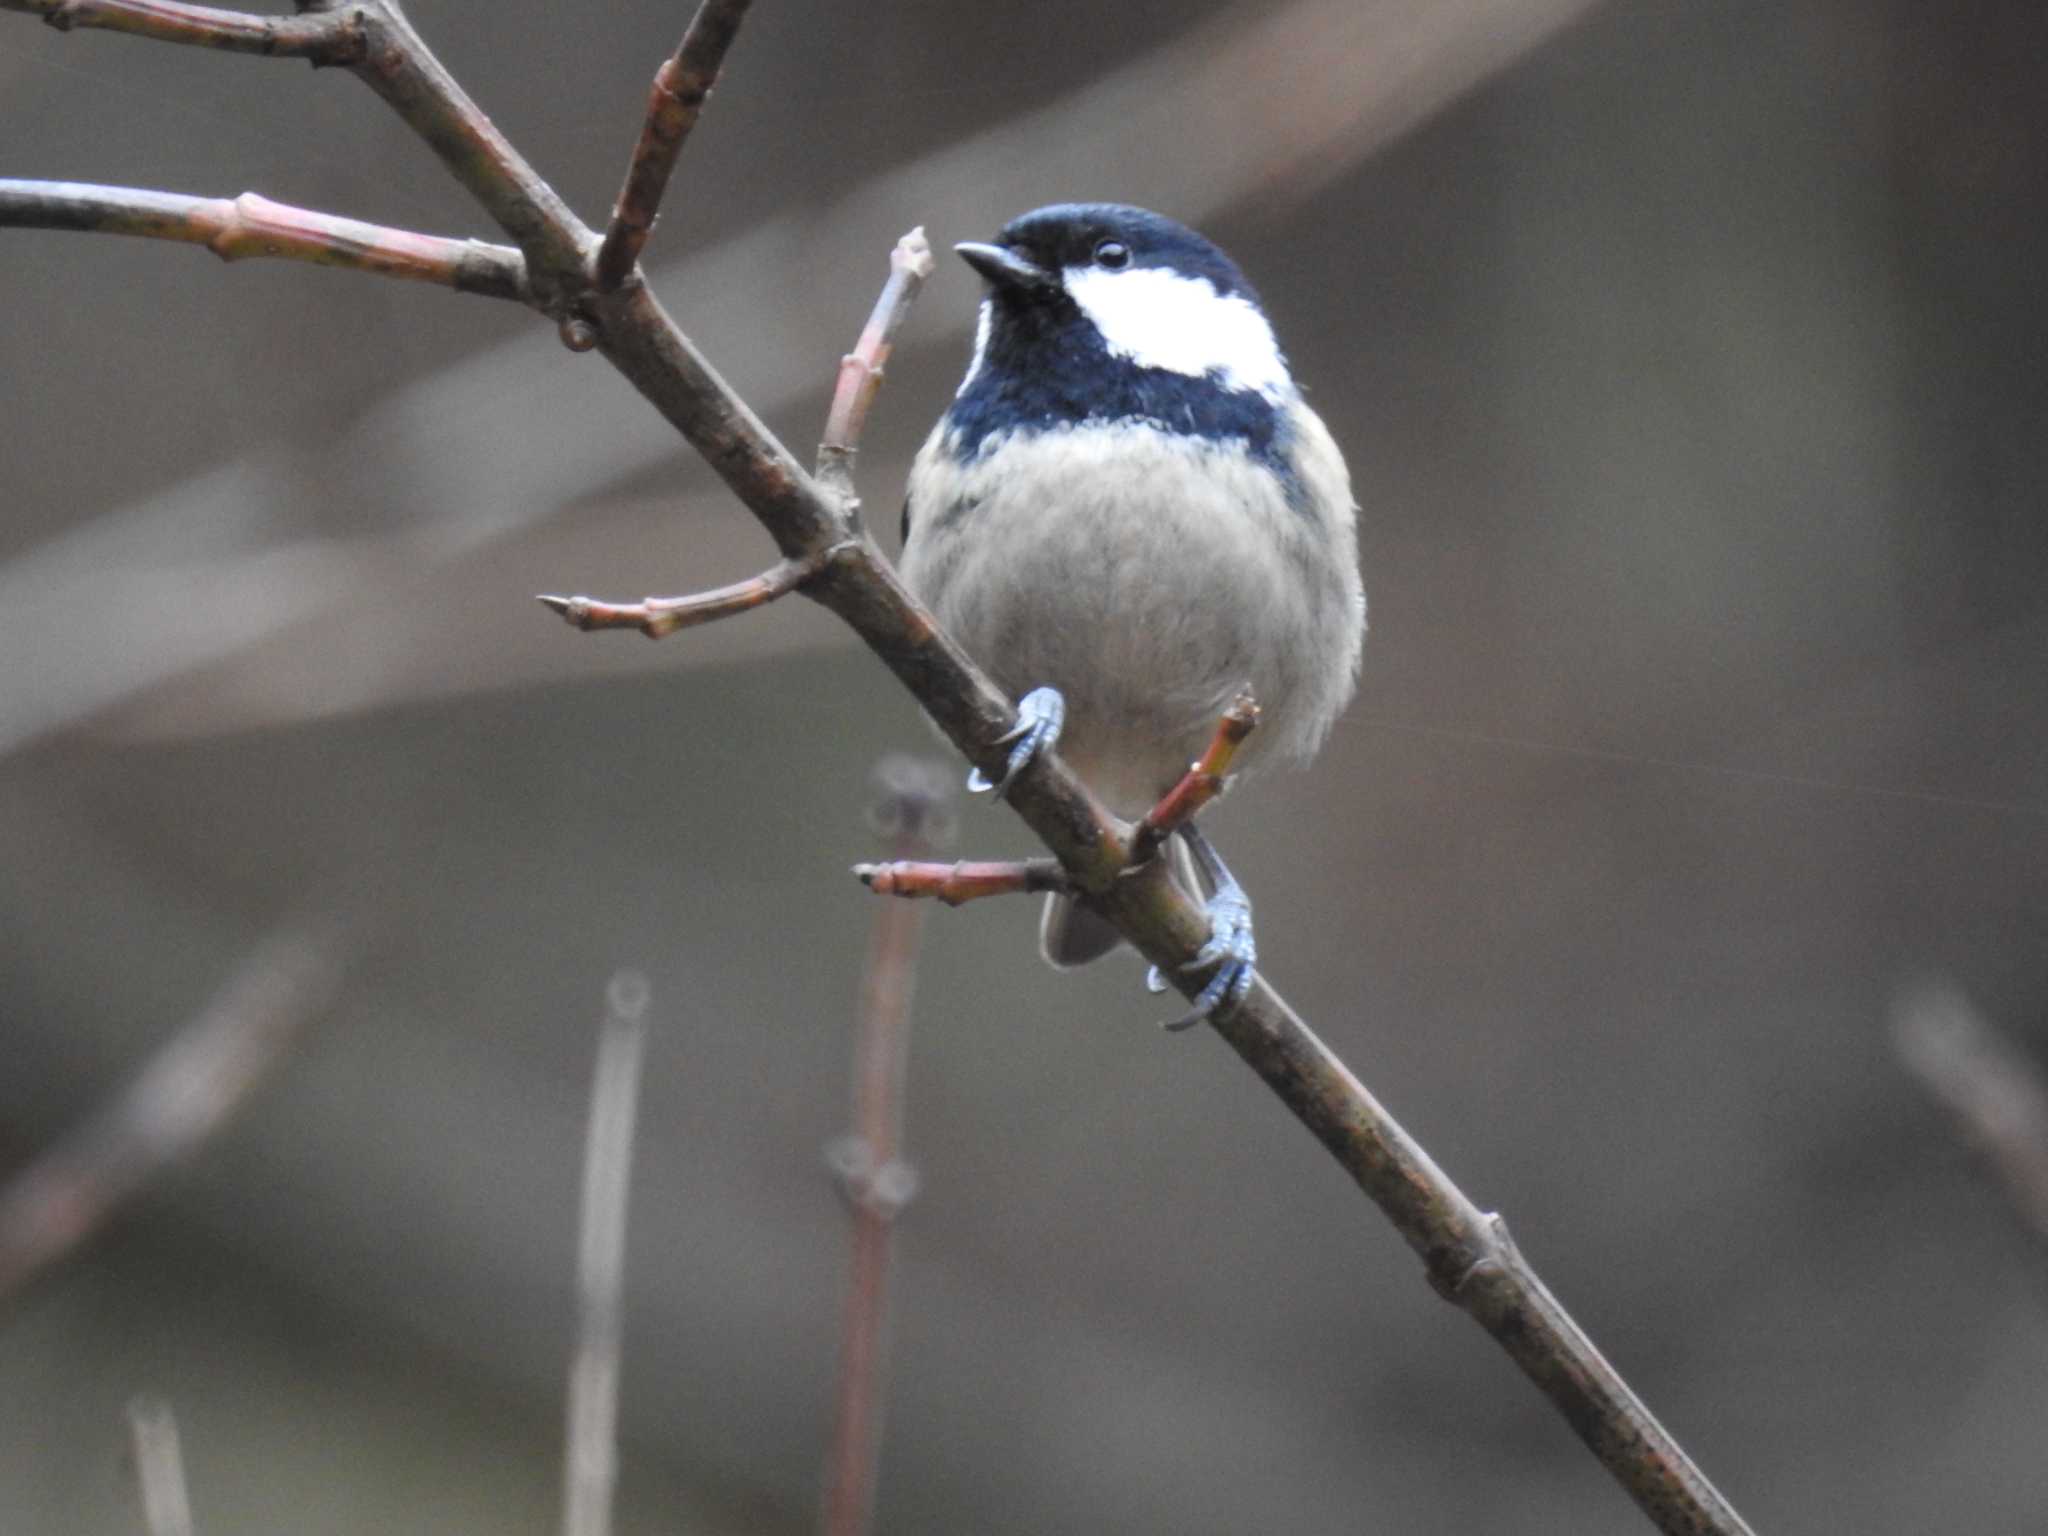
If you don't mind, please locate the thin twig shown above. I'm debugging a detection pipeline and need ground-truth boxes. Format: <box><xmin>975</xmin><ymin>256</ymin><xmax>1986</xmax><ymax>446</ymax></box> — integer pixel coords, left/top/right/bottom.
<box><xmin>538</xmin><ymin>547</ymin><xmax>833</xmax><ymax>639</ymax></box>
<box><xmin>1895</xmin><ymin>979</ymin><xmax>2048</xmax><ymax>1252</ymax></box>
<box><xmin>2</xmin><ymin>9</ymin><xmax>1755</xmax><ymax>1529</ymax></box>
<box><xmin>1129</xmin><ymin>692</ymin><xmax>1261</xmax><ymax>865</ymax></box>
<box><xmin>0</xmin><ymin>924</ymin><xmax>343</xmax><ymax>1307</ymax></box>
<box><xmin>594</xmin><ymin>0</ymin><xmax>753</xmax><ymax>292</ymax></box>
<box><xmin>821</xmin><ymin>759</ymin><xmax>949</xmax><ymax>1536</ymax></box>
<box><xmin>2</xmin><ymin>0</ymin><xmax>362</xmax><ymax>60</ymax></box>
<box><xmin>817</xmin><ymin>228</ymin><xmax>935</xmax><ymax>504</ymax></box>
<box><xmin>127</xmin><ymin>1397</ymin><xmax>196</xmax><ymax>1536</ymax></box>
<box><xmin>853</xmin><ymin>857</ymin><xmax>1072</xmax><ymax>907</ymax></box>
<box><xmin>0</xmin><ymin>181</ymin><xmax>530</xmax><ymax>301</ymax></box>
<box><xmin>562</xmin><ymin>971</ymin><xmax>651</xmax><ymax>1536</ymax></box>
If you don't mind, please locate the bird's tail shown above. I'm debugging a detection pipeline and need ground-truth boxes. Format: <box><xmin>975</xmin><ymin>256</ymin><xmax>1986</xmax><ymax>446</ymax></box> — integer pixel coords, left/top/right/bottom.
<box><xmin>1036</xmin><ymin>836</ymin><xmax>1203</xmax><ymax>968</ymax></box>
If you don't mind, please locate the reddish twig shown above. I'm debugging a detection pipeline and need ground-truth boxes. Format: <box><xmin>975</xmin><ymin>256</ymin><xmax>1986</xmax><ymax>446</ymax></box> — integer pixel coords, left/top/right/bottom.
<box><xmin>562</xmin><ymin>972</ymin><xmax>651</xmax><ymax>1536</ymax></box>
<box><xmin>0</xmin><ymin>180</ymin><xmax>530</xmax><ymax>302</ymax></box>
<box><xmin>817</xmin><ymin>228</ymin><xmax>935</xmax><ymax>503</ymax></box>
<box><xmin>854</xmin><ymin>857</ymin><xmax>1072</xmax><ymax>907</ymax></box>
<box><xmin>1129</xmin><ymin>692</ymin><xmax>1262</xmax><ymax>866</ymax></box>
<box><xmin>1895</xmin><ymin>980</ymin><xmax>2048</xmax><ymax>1253</ymax></box>
<box><xmin>3</xmin><ymin>0</ymin><xmax>362</xmax><ymax>60</ymax></box>
<box><xmin>594</xmin><ymin>0</ymin><xmax>753</xmax><ymax>292</ymax></box>
<box><xmin>537</xmin><ymin>547</ymin><xmax>834</xmax><ymax>639</ymax></box>
<box><xmin>2</xmin><ymin>8</ymin><xmax>1756</xmax><ymax>1529</ymax></box>
<box><xmin>0</xmin><ymin>924</ymin><xmax>343</xmax><ymax>1307</ymax></box>
<box><xmin>820</xmin><ymin>759</ymin><xmax>949</xmax><ymax>1536</ymax></box>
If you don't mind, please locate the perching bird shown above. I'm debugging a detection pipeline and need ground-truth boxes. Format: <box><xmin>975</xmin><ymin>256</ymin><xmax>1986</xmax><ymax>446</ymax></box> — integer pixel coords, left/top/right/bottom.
<box><xmin>899</xmin><ymin>203</ymin><xmax>1364</xmax><ymax>1020</ymax></box>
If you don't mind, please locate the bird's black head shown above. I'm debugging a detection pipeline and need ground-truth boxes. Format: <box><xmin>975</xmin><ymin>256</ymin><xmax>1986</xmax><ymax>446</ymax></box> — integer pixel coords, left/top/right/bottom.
<box><xmin>940</xmin><ymin>203</ymin><xmax>1293</xmax><ymax>470</ymax></box>
<box><xmin>955</xmin><ymin>203</ymin><xmax>1259</xmax><ymax>308</ymax></box>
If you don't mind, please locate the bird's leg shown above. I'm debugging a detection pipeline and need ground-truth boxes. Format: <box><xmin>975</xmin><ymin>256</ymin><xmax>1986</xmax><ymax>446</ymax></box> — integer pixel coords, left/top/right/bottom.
<box><xmin>967</xmin><ymin>686</ymin><xmax>1066</xmax><ymax>800</ymax></box>
<box><xmin>1146</xmin><ymin>822</ymin><xmax>1257</xmax><ymax>1030</ymax></box>
<box><xmin>854</xmin><ymin>857</ymin><xmax>1071</xmax><ymax>907</ymax></box>
<box><xmin>1127</xmin><ymin>692</ymin><xmax>1261</xmax><ymax>868</ymax></box>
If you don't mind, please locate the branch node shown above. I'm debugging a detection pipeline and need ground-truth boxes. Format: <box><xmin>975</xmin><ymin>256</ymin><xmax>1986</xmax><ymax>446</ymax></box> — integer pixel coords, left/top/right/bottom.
<box><xmin>824</xmin><ymin>1136</ymin><xmax>920</xmax><ymax>1220</ymax></box>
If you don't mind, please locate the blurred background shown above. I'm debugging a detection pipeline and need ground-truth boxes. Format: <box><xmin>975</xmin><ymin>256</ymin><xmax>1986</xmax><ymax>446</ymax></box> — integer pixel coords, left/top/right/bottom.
<box><xmin>3</xmin><ymin>0</ymin><xmax>2046</xmax><ymax>1531</ymax></box>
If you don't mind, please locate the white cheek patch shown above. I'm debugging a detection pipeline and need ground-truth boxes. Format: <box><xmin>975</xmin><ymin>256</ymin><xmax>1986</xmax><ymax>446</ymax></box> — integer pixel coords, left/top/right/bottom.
<box><xmin>1063</xmin><ymin>265</ymin><xmax>1291</xmax><ymax>401</ymax></box>
<box><xmin>955</xmin><ymin>300</ymin><xmax>993</xmax><ymax>397</ymax></box>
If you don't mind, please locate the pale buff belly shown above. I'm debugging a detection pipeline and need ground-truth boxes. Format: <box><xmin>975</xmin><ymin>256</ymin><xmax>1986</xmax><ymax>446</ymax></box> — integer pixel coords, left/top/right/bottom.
<box><xmin>901</xmin><ymin>424</ymin><xmax>1354</xmax><ymax>818</ymax></box>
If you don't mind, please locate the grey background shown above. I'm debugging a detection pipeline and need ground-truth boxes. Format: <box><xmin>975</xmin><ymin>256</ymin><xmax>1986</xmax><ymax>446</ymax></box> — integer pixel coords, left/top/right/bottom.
<box><xmin>2</xmin><ymin>1</ymin><xmax>2046</xmax><ymax>1532</ymax></box>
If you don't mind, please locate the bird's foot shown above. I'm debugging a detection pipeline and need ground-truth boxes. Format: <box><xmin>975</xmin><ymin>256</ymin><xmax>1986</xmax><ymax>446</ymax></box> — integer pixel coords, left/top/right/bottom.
<box><xmin>967</xmin><ymin>686</ymin><xmax>1065</xmax><ymax>800</ymax></box>
<box><xmin>1147</xmin><ymin>875</ymin><xmax>1256</xmax><ymax>1031</ymax></box>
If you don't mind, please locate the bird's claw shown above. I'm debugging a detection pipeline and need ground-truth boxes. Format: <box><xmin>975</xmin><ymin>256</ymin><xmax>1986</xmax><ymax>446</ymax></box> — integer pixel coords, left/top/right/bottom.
<box><xmin>1148</xmin><ymin>885</ymin><xmax>1256</xmax><ymax>1030</ymax></box>
<box><xmin>967</xmin><ymin>686</ymin><xmax>1065</xmax><ymax>801</ymax></box>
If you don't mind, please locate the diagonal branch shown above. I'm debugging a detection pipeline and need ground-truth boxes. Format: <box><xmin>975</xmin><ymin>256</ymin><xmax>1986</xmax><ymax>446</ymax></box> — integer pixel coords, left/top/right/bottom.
<box><xmin>0</xmin><ymin>923</ymin><xmax>344</xmax><ymax>1307</ymax></box>
<box><xmin>594</xmin><ymin>0</ymin><xmax>753</xmax><ymax>292</ymax></box>
<box><xmin>2</xmin><ymin>0</ymin><xmax>362</xmax><ymax>60</ymax></box>
<box><xmin>0</xmin><ymin>180</ymin><xmax>531</xmax><ymax>301</ymax></box>
<box><xmin>2</xmin><ymin>6</ymin><xmax>1755</xmax><ymax>1531</ymax></box>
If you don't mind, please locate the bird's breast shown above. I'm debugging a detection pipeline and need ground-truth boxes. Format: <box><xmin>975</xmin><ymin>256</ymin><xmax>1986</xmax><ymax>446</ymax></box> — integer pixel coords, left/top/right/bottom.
<box><xmin>900</xmin><ymin>419</ymin><xmax>1359</xmax><ymax>816</ymax></box>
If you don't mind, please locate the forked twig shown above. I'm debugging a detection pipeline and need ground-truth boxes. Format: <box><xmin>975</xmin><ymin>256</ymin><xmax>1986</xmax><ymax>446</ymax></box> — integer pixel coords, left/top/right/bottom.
<box><xmin>595</xmin><ymin>0</ymin><xmax>753</xmax><ymax>292</ymax></box>
<box><xmin>0</xmin><ymin>924</ymin><xmax>343</xmax><ymax>1307</ymax></box>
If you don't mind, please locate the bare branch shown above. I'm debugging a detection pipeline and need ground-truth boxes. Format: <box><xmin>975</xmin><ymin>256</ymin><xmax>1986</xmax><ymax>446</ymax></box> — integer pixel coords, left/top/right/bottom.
<box><xmin>1896</xmin><ymin>980</ymin><xmax>2048</xmax><ymax>1251</ymax></box>
<box><xmin>817</xmin><ymin>228</ymin><xmax>936</xmax><ymax>502</ymax></box>
<box><xmin>854</xmin><ymin>857</ymin><xmax>1073</xmax><ymax>907</ymax></box>
<box><xmin>2</xmin><ymin>0</ymin><xmax>361</xmax><ymax>60</ymax></box>
<box><xmin>127</xmin><ymin>1397</ymin><xmax>196</xmax><ymax>1536</ymax></box>
<box><xmin>821</xmin><ymin>759</ymin><xmax>948</xmax><ymax>1536</ymax></box>
<box><xmin>561</xmin><ymin>972</ymin><xmax>650</xmax><ymax>1536</ymax></box>
<box><xmin>0</xmin><ymin>180</ymin><xmax>530</xmax><ymax>301</ymax></box>
<box><xmin>594</xmin><ymin>0</ymin><xmax>753</xmax><ymax>292</ymax></box>
<box><xmin>0</xmin><ymin>924</ymin><xmax>343</xmax><ymax>1307</ymax></box>
<box><xmin>1129</xmin><ymin>692</ymin><xmax>1261</xmax><ymax>865</ymax></box>
<box><xmin>538</xmin><ymin>547</ymin><xmax>833</xmax><ymax>639</ymax></box>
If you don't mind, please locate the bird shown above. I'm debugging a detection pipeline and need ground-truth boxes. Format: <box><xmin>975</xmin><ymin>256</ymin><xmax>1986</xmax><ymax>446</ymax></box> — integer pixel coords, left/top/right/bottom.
<box><xmin>898</xmin><ymin>203</ymin><xmax>1364</xmax><ymax>1022</ymax></box>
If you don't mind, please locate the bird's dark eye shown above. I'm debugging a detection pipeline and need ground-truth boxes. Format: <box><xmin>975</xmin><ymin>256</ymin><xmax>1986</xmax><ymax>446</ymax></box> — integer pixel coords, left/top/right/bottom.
<box><xmin>1092</xmin><ymin>239</ymin><xmax>1131</xmax><ymax>270</ymax></box>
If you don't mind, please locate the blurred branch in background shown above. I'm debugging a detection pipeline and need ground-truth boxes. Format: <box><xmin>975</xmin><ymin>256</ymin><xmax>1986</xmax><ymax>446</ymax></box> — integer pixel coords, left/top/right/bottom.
<box><xmin>127</xmin><ymin>1396</ymin><xmax>196</xmax><ymax>1536</ymax></box>
<box><xmin>1895</xmin><ymin>979</ymin><xmax>2048</xmax><ymax>1257</ymax></box>
<box><xmin>820</xmin><ymin>758</ymin><xmax>952</xmax><ymax>1536</ymax></box>
<box><xmin>561</xmin><ymin>971</ymin><xmax>652</xmax><ymax>1536</ymax></box>
<box><xmin>0</xmin><ymin>924</ymin><xmax>343</xmax><ymax>1307</ymax></box>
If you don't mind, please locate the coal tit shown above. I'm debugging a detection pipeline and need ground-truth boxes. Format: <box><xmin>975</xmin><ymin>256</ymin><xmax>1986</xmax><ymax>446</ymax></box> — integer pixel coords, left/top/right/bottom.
<box><xmin>900</xmin><ymin>204</ymin><xmax>1364</xmax><ymax>1013</ymax></box>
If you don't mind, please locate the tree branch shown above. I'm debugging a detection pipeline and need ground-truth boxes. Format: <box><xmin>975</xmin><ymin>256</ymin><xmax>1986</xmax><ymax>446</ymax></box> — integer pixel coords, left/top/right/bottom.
<box><xmin>821</xmin><ymin>758</ymin><xmax>948</xmax><ymax>1536</ymax></box>
<box><xmin>2</xmin><ymin>0</ymin><xmax>362</xmax><ymax>60</ymax></box>
<box><xmin>0</xmin><ymin>180</ymin><xmax>530</xmax><ymax>300</ymax></box>
<box><xmin>594</xmin><ymin>0</ymin><xmax>753</xmax><ymax>293</ymax></box>
<box><xmin>2</xmin><ymin>6</ymin><xmax>1755</xmax><ymax>1530</ymax></box>
<box><xmin>817</xmin><ymin>228</ymin><xmax>935</xmax><ymax>503</ymax></box>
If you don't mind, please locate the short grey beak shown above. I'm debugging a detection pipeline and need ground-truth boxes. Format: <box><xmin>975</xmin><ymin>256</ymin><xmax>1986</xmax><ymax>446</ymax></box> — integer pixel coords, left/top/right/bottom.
<box><xmin>955</xmin><ymin>241</ymin><xmax>1052</xmax><ymax>293</ymax></box>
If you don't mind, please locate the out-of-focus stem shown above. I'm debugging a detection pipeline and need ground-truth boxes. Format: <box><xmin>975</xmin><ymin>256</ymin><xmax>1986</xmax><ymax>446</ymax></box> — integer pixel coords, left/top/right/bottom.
<box><xmin>821</xmin><ymin>759</ymin><xmax>951</xmax><ymax>1536</ymax></box>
